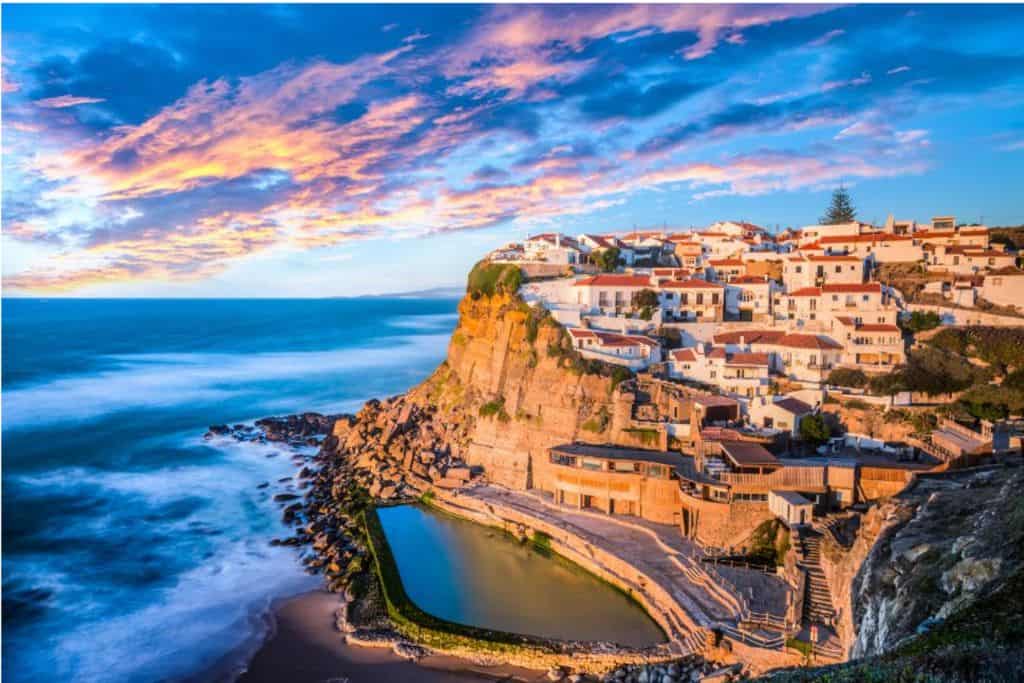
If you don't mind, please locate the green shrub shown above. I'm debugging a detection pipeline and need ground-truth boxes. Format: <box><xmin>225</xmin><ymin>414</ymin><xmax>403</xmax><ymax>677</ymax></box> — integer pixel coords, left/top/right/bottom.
<box><xmin>633</xmin><ymin>288</ymin><xmax>659</xmax><ymax>308</ymax></box>
<box><xmin>900</xmin><ymin>310</ymin><xmax>942</xmax><ymax>333</ymax></box>
<box><xmin>827</xmin><ymin>367</ymin><xmax>868</xmax><ymax>388</ymax></box>
<box><xmin>479</xmin><ymin>397</ymin><xmax>505</xmax><ymax>418</ymax></box>
<box><xmin>799</xmin><ymin>413</ymin><xmax>831</xmax><ymax>444</ymax></box>
<box><xmin>466</xmin><ymin>262</ymin><xmax>523</xmax><ymax>298</ymax></box>
<box><xmin>845</xmin><ymin>399</ymin><xmax>870</xmax><ymax>410</ymax></box>
<box><xmin>530</xmin><ymin>530</ymin><xmax>553</xmax><ymax>556</ymax></box>
<box><xmin>594</xmin><ymin>247</ymin><xmax>620</xmax><ymax>272</ymax></box>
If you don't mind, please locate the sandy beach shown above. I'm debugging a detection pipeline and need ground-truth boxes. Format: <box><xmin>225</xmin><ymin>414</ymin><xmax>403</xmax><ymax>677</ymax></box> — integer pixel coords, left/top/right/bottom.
<box><xmin>236</xmin><ymin>591</ymin><xmax>546</xmax><ymax>683</ymax></box>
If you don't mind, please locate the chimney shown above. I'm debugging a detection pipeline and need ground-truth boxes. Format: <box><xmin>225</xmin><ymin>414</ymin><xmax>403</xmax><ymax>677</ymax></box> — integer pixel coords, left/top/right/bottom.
<box><xmin>556</xmin><ymin>233</ymin><xmax>561</xmax><ymax>248</ymax></box>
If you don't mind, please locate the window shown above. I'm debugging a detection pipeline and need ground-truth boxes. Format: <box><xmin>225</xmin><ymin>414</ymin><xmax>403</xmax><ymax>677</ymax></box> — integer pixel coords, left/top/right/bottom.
<box><xmin>681</xmin><ymin>293</ymin><xmax>689</xmax><ymax>305</ymax></box>
<box><xmin>835</xmin><ymin>265</ymin><xmax>842</xmax><ymax>273</ymax></box>
<box><xmin>550</xmin><ymin>453</ymin><xmax>576</xmax><ymax>467</ymax></box>
<box><xmin>696</xmin><ymin>293</ymin><xmax>704</xmax><ymax>305</ymax></box>
<box><xmin>646</xmin><ymin>464</ymin><xmax>668</xmax><ymax>478</ymax></box>
<box><xmin>581</xmin><ymin>459</ymin><xmax>604</xmax><ymax>471</ymax></box>
<box><xmin>711</xmin><ymin>293</ymin><xmax>720</xmax><ymax>304</ymax></box>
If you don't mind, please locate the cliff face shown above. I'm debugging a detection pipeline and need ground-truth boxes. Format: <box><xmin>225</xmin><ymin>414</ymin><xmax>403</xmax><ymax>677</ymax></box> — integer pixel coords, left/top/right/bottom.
<box><xmin>849</xmin><ymin>466</ymin><xmax>1023</xmax><ymax>659</ymax></box>
<box><xmin>406</xmin><ymin>292</ymin><xmax>623</xmax><ymax>488</ymax></box>
<box><xmin>760</xmin><ymin>465</ymin><xmax>1024</xmax><ymax>682</ymax></box>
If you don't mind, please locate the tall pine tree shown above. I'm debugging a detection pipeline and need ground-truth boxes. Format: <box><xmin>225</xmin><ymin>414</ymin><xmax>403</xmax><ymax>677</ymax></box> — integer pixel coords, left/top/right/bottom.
<box><xmin>821</xmin><ymin>185</ymin><xmax>856</xmax><ymax>224</ymax></box>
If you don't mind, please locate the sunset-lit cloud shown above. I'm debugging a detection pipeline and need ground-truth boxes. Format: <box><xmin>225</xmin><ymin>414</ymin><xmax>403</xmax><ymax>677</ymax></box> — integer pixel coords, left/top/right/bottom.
<box><xmin>2</xmin><ymin>3</ymin><xmax>1023</xmax><ymax>295</ymax></box>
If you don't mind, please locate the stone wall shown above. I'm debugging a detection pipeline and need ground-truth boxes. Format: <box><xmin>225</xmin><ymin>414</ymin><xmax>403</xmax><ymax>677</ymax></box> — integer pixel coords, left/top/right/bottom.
<box><xmin>681</xmin><ymin>496</ymin><xmax>775</xmax><ymax>549</ymax></box>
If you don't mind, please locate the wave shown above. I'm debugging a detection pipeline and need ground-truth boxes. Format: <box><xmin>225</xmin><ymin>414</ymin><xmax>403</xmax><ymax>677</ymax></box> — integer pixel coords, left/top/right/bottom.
<box><xmin>1</xmin><ymin>333</ymin><xmax>449</xmax><ymax>429</ymax></box>
<box><xmin>3</xmin><ymin>436</ymin><xmax>318</xmax><ymax>683</ymax></box>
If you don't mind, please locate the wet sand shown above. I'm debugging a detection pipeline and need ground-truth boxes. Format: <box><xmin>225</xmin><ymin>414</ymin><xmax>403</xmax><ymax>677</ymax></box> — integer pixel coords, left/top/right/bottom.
<box><xmin>236</xmin><ymin>591</ymin><xmax>545</xmax><ymax>683</ymax></box>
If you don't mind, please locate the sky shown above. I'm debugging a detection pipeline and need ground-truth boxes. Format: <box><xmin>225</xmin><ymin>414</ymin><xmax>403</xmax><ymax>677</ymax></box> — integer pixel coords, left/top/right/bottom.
<box><xmin>2</xmin><ymin>3</ymin><xmax>1023</xmax><ymax>297</ymax></box>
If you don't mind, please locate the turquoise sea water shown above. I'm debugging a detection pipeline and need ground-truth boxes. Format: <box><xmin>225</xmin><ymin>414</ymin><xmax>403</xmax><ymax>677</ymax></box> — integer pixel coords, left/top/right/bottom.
<box><xmin>1</xmin><ymin>297</ymin><xmax>459</xmax><ymax>682</ymax></box>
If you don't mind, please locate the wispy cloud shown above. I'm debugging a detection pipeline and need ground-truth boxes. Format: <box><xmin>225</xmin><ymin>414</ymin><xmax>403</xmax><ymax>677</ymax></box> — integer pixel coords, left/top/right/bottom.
<box><xmin>33</xmin><ymin>95</ymin><xmax>106</xmax><ymax>108</ymax></box>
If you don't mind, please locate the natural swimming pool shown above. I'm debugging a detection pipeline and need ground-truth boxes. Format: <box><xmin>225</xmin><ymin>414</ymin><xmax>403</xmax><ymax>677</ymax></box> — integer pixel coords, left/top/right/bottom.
<box><xmin>376</xmin><ymin>504</ymin><xmax>666</xmax><ymax>647</ymax></box>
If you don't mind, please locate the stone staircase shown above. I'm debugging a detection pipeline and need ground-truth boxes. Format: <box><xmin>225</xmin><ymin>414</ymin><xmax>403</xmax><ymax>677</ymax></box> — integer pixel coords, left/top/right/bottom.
<box><xmin>797</xmin><ymin>528</ymin><xmax>835</xmax><ymax>625</ymax></box>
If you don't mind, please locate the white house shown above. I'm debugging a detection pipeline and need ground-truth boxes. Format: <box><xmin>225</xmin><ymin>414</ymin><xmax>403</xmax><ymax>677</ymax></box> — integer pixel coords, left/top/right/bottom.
<box><xmin>714</xmin><ymin>330</ymin><xmax>843</xmax><ymax>386</ymax></box>
<box><xmin>748</xmin><ymin>395</ymin><xmax>815</xmax><ymax>436</ymax></box>
<box><xmin>832</xmin><ymin>317</ymin><xmax>905</xmax><ymax>371</ymax></box>
<box><xmin>819</xmin><ymin>233</ymin><xmax>923</xmax><ymax>263</ymax></box>
<box><xmin>769</xmin><ymin>490</ymin><xmax>814</xmax><ymax>525</ymax></box>
<box><xmin>568</xmin><ymin>328</ymin><xmax>662</xmax><ymax>369</ymax></box>
<box><xmin>524</xmin><ymin>233</ymin><xmax>587</xmax><ymax>265</ymax></box>
<box><xmin>572</xmin><ymin>274</ymin><xmax>653</xmax><ymax>314</ymax></box>
<box><xmin>980</xmin><ymin>268</ymin><xmax>1024</xmax><ymax>311</ymax></box>
<box><xmin>659</xmin><ymin>279</ymin><xmax>725</xmax><ymax>322</ymax></box>
<box><xmin>725</xmin><ymin>276</ymin><xmax>774</xmax><ymax>323</ymax></box>
<box><xmin>782</xmin><ymin>254</ymin><xmax>864</xmax><ymax>290</ymax></box>
<box><xmin>925</xmin><ymin>245</ymin><xmax>1015</xmax><ymax>275</ymax></box>
<box><xmin>668</xmin><ymin>346</ymin><xmax>771</xmax><ymax>398</ymax></box>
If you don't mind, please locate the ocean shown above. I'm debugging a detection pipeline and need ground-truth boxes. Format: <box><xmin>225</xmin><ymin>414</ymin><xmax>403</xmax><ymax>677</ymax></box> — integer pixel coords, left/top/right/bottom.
<box><xmin>1</xmin><ymin>296</ymin><xmax>460</xmax><ymax>683</ymax></box>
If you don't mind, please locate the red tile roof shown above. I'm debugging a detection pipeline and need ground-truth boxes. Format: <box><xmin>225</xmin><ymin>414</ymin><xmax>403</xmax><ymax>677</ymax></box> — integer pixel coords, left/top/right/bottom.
<box><xmin>727</xmin><ymin>352</ymin><xmax>770</xmax><ymax>366</ymax></box>
<box><xmin>819</xmin><ymin>233</ymin><xmax>913</xmax><ymax>244</ymax></box>
<box><xmin>660</xmin><ymin>279</ymin><xmax>724</xmax><ymax>289</ymax></box>
<box><xmin>713</xmin><ymin>330</ymin><xmax>786</xmax><ymax>345</ymax></box>
<box><xmin>573</xmin><ymin>274</ymin><xmax>651</xmax><ymax>287</ymax></box>
<box><xmin>731</xmin><ymin>275</ymin><xmax>770</xmax><ymax>285</ymax></box>
<box><xmin>787</xmin><ymin>287</ymin><xmax>822</xmax><ymax>297</ymax></box>
<box><xmin>670</xmin><ymin>348</ymin><xmax>697</xmax><ymax>362</ymax></box>
<box><xmin>708</xmin><ymin>259</ymin><xmax>745</xmax><ymax>267</ymax></box>
<box><xmin>807</xmin><ymin>254</ymin><xmax>862</xmax><ymax>262</ymax></box>
<box><xmin>821</xmin><ymin>283</ymin><xmax>881</xmax><ymax>294</ymax></box>
<box><xmin>776</xmin><ymin>333</ymin><xmax>843</xmax><ymax>350</ymax></box>
<box><xmin>570</xmin><ymin>328</ymin><xmax>659</xmax><ymax>348</ymax></box>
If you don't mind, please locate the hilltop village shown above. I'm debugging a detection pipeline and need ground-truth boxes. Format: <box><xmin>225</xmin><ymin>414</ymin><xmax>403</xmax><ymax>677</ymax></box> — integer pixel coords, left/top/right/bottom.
<box><xmin>271</xmin><ymin>210</ymin><xmax>1024</xmax><ymax>682</ymax></box>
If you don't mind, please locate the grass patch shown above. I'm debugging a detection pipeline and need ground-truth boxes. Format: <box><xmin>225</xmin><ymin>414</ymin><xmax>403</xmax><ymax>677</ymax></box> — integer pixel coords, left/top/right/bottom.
<box><xmin>479</xmin><ymin>397</ymin><xmax>505</xmax><ymax>418</ymax></box>
<box><xmin>467</xmin><ymin>261</ymin><xmax>523</xmax><ymax>299</ymax></box>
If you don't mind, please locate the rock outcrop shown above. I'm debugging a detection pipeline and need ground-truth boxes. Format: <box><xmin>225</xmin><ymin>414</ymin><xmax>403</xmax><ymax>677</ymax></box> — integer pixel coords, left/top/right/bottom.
<box><xmin>814</xmin><ymin>464</ymin><xmax>1024</xmax><ymax>661</ymax></box>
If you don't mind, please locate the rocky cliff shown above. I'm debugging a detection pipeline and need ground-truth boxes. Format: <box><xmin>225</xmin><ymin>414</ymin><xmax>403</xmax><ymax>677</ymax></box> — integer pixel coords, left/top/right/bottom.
<box><xmin>402</xmin><ymin>291</ymin><xmax>639</xmax><ymax>488</ymax></box>
<box><xmin>767</xmin><ymin>464</ymin><xmax>1024</xmax><ymax>681</ymax></box>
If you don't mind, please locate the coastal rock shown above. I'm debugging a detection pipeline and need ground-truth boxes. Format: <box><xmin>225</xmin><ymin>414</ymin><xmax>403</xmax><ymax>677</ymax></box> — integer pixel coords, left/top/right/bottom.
<box><xmin>392</xmin><ymin>641</ymin><xmax>429</xmax><ymax>661</ymax></box>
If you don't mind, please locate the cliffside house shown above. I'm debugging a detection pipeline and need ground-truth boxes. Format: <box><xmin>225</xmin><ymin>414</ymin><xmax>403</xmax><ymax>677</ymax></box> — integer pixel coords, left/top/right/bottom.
<box><xmin>819</xmin><ymin>233</ymin><xmax>923</xmax><ymax>264</ymax></box>
<box><xmin>667</xmin><ymin>235</ymin><xmax>705</xmax><ymax>268</ymax></box>
<box><xmin>568</xmin><ymin>328</ymin><xmax>663</xmax><ymax>369</ymax></box>
<box><xmin>747</xmin><ymin>396</ymin><xmax>815</xmax><ymax>437</ymax></box>
<box><xmin>524</xmin><ymin>233</ymin><xmax>586</xmax><ymax>265</ymax></box>
<box><xmin>831</xmin><ymin>317</ymin><xmax>905</xmax><ymax>371</ymax></box>
<box><xmin>572</xmin><ymin>274</ymin><xmax>653</xmax><ymax>314</ymax></box>
<box><xmin>979</xmin><ymin>267</ymin><xmax>1024</xmax><ymax>311</ymax></box>
<box><xmin>707</xmin><ymin>258</ymin><xmax>747</xmax><ymax>283</ymax></box>
<box><xmin>924</xmin><ymin>244</ymin><xmax>1015</xmax><ymax>275</ymax></box>
<box><xmin>659</xmin><ymin>279</ymin><xmax>725</xmax><ymax>322</ymax></box>
<box><xmin>668</xmin><ymin>347</ymin><xmax>771</xmax><ymax>399</ymax></box>
<box><xmin>782</xmin><ymin>254</ymin><xmax>865</xmax><ymax>291</ymax></box>
<box><xmin>725</xmin><ymin>275</ymin><xmax>774</xmax><ymax>322</ymax></box>
<box><xmin>538</xmin><ymin>443</ymin><xmax>688</xmax><ymax>524</ymax></box>
<box><xmin>713</xmin><ymin>330</ymin><xmax>843</xmax><ymax>386</ymax></box>
<box><xmin>777</xmin><ymin>283</ymin><xmax>898</xmax><ymax>329</ymax></box>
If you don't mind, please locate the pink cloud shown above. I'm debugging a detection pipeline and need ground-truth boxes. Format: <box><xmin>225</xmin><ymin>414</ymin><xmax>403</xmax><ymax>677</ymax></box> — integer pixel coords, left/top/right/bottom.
<box><xmin>33</xmin><ymin>95</ymin><xmax>106</xmax><ymax>108</ymax></box>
